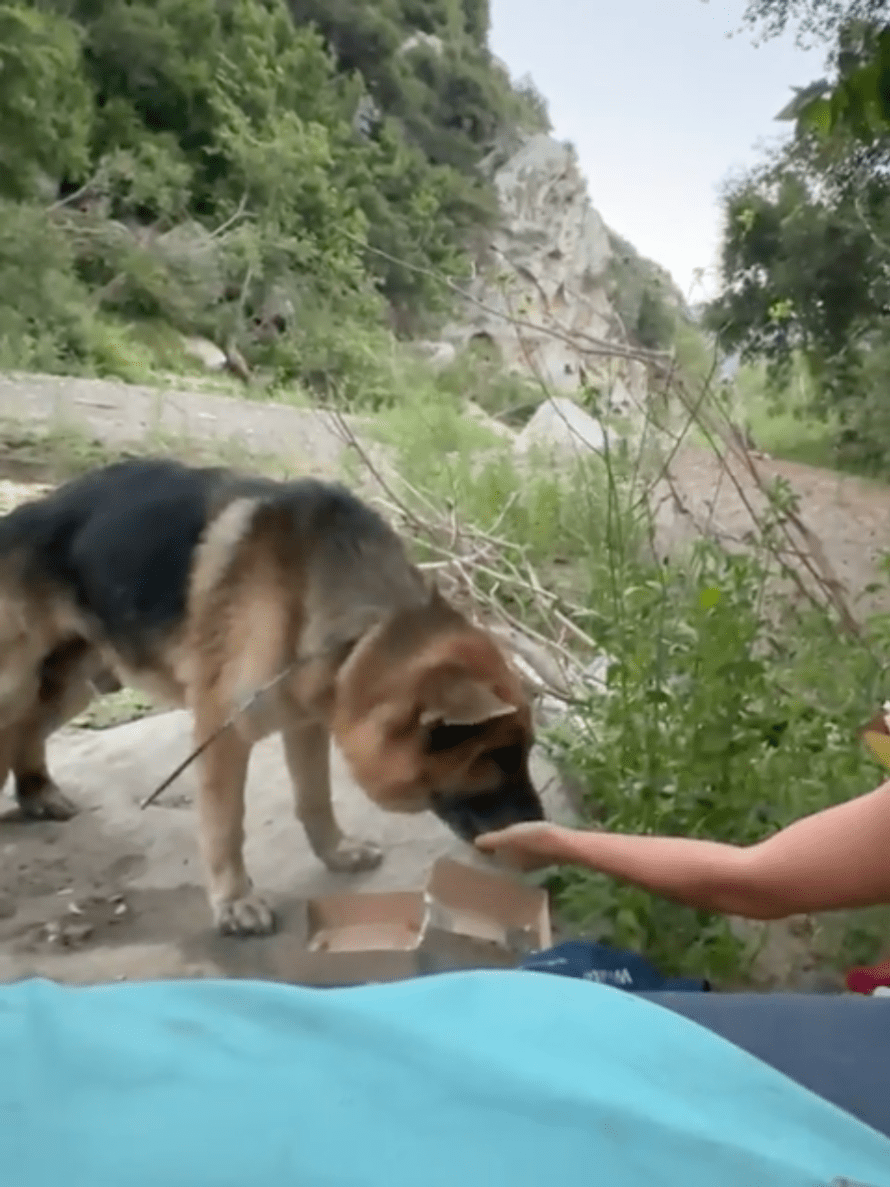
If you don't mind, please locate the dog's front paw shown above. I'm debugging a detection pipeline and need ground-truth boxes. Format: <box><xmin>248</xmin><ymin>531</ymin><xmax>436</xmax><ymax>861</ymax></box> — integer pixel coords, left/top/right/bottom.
<box><xmin>16</xmin><ymin>779</ymin><xmax>78</xmax><ymax>822</ymax></box>
<box><xmin>214</xmin><ymin>893</ymin><xmax>275</xmax><ymax>936</ymax></box>
<box><xmin>321</xmin><ymin>838</ymin><xmax>384</xmax><ymax>874</ymax></box>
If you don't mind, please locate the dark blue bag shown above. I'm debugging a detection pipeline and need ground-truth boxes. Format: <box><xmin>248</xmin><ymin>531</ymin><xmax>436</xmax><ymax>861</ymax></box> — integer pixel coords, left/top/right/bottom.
<box><xmin>520</xmin><ymin>939</ymin><xmax>710</xmax><ymax>992</ymax></box>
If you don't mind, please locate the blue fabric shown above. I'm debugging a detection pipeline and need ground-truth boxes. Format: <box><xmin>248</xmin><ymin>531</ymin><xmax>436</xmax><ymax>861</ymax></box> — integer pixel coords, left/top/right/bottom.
<box><xmin>642</xmin><ymin>991</ymin><xmax>890</xmax><ymax>1142</ymax></box>
<box><xmin>521</xmin><ymin>939</ymin><xmax>710</xmax><ymax>991</ymax></box>
<box><xmin>2</xmin><ymin>971</ymin><xmax>889</xmax><ymax>1187</ymax></box>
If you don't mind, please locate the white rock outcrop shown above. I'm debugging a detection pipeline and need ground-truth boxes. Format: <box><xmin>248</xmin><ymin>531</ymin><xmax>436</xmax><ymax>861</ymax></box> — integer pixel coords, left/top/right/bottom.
<box><xmin>445</xmin><ymin>134</ymin><xmax>648</xmax><ymax>414</ymax></box>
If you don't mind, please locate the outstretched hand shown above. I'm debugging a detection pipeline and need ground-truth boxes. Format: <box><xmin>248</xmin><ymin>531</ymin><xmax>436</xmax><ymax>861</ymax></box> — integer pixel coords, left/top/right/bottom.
<box><xmin>474</xmin><ymin>821</ymin><xmax>563</xmax><ymax>871</ymax></box>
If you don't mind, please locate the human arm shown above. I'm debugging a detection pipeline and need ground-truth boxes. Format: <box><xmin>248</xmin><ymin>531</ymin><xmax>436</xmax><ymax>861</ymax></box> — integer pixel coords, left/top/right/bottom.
<box><xmin>475</xmin><ymin>781</ymin><xmax>890</xmax><ymax>921</ymax></box>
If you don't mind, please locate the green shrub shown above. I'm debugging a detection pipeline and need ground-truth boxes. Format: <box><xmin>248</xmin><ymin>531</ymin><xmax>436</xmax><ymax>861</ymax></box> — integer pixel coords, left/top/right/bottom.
<box><xmin>0</xmin><ymin>201</ymin><xmax>150</xmax><ymax>379</ymax></box>
<box><xmin>377</xmin><ymin>380</ymin><xmax>890</xmax><ymax>984</ymax></box>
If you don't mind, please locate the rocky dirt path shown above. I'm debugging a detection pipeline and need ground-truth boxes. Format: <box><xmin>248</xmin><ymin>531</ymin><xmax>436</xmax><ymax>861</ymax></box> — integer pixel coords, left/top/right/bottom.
<box><xmin>654</xmin><ymin>443</ymin><xmax>890</xmax><ymax>620</ymax></box>
<box><xmin>0</xmin><ymin>370</ymin><xmax>365</xmax><ymax>476</ymax></box>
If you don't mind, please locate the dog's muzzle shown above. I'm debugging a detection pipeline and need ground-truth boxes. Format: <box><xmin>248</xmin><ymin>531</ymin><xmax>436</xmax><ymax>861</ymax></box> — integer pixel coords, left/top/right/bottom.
<box><xmin>431</xmin><ymin>779</ymin><xmax>544</xmax><ymax>844</ymax></box>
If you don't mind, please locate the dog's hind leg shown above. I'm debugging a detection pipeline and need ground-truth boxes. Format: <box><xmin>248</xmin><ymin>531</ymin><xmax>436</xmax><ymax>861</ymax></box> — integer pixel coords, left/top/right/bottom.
<box><xmin>13</xmin><ymin>719</ymin><xmax>78</xmax><ymax>821</ymax></box>
<box><xmin>0</xmin><ymin>658</ymin><xmax>71</xmax><ymax>820</ymax></box>
<box><xmin>12</xmin><ymin>640</ymin><xmax>111</xmax><ymax>821</ymax></box>
<box><xmin>281</xmin><ymin>720</ymin><xmax>383</xmax><ymax>874</ymax></box>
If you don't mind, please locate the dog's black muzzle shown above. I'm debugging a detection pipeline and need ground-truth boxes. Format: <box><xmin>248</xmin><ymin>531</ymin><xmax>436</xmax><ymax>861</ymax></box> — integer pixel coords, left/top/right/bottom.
<box><xmin>431</xmin><ymin>779</ymin><xmax>545</xmax><ymax>844</ymax></box>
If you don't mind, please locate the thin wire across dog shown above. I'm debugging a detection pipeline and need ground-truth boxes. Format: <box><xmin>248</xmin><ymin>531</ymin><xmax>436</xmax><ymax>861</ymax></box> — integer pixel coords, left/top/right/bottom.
<box><xmin>138</xmin><ymin>650</ymin><xmax>328</xmax><ymax>810</ymax></box>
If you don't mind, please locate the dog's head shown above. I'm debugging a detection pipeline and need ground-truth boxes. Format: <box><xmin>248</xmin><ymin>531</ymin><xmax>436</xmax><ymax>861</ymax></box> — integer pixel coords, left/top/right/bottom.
<box><xmin>331</xmin><ymin>592</ymin><xmax>544</xmax><ymax>844</ymax></box>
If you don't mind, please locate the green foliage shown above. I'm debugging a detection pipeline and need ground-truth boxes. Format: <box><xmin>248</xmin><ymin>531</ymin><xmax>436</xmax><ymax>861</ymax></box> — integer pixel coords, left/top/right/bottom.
<box><xmin>287</xmin><ymin>0</ymin><xmax>546</xmax><ymax>230</ymax></box>
<box><xmin>434</xmin><ymin>340</ymin><xmax>543</xmax><ymax>424</ymax></box>
<box><xmin>265</xmin><ymin>306</ymin><xmax>406</xmax><ymax>408</ymax></box>
<box><xmin>378</xmin><ymin>385</ymin><xmax>890</xmax><ymax>982</ymax></box>
<box><xmin>707</xmin><ymin>161</ymin><xmax>881</xmax><ymax>360</ymax></box>
<box><xmin>707</xmin><ymin>69</ymin><xmax>890</xmax><ymax>475</ymax></box>
<box><xmin>0</xmin><ymin>199</ymin><xmax>153</xmax><ymax>378</ymax></box>
<box><xmin>511</xmin><ymin>74</ymin><xmax>552</xmax><ymax>134</ymax></box>
<box><xmin>741</xmin><ymin>0</ymin><xmax>885</xmax><ymax>45</ymax></box>
<box><xmin>548</xmin><ymin>540</ymin><xmax>883</xmax><ymax>978</ymax></box>
<box><xmin>634</xmin><ymin>289</ymin><xmax>677</xmax><ymax>351</ymax></box>
<box><xmin>605</xmin><ymin>232</ymin><xmax>683</xmax><ymax>352</ymax></box>
<box><xmin>777</xmin><ymin>21</ymin><xmax>890</xmax><ymax>142</ymax></box>
<box><xmin>711</xmin><ymin>6</ymin><xmax>890</xmax><ymax>474</ymax></box>
<box><xmin>731</xmin><ymin>355</ymin><xmax>844</xmax><ymax>468</ymax></box>
<box><xmin>0</xmin><ymin>4</ymin><xmax>93</xmax><ymax>199</ymax></box>
<box><xmin>0</xmin><ymin>0</ymin><xmax>550</xmax><ymax>385</ymax></box>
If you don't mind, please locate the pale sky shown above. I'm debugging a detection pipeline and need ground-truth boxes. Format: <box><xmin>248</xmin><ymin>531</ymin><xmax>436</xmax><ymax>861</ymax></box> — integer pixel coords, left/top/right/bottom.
<box><xmin>488</xmin><ymin>0</ymin><xmax>825</xmax><ymax>302</ymax></box>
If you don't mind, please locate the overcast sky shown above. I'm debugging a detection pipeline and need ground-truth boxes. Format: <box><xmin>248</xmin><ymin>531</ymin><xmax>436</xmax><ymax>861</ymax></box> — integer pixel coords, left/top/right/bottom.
<box><xmin>488</xmin><ymin>0</ymin><xmax>825</xmax><ymax>302</ymax></box>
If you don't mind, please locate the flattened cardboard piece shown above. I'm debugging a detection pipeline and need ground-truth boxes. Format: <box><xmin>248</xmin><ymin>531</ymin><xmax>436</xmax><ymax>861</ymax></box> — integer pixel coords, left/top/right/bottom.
<box><xmin>427</xmin><ymin>857</ymin><xmax>552</xmax><ymax>953</ymax></box>
<box><xmin>297</xmin><ymin>891</ymin><xmax>428</xmax><ymax>986</ymax></box>
<box><xmin>284</xmin><ymin>859</ymin><xmax>552</xmax><ymax>987</ymax></box>
<box><xmin>860</xmin><ymin>704</ymin><xmax>890</xmax><ymax>771</ymax></box>
<box><xmin>306</xmin><ymin>892</ymin><xmax>427</xmax><ymax>954</ymax></box>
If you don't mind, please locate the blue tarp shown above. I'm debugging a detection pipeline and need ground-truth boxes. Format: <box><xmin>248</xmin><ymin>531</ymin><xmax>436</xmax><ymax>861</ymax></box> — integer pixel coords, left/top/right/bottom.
<box><xmin>521</xmin><ymin>938</ymin><xmax>710</xmax><ymax>991</ymax></box>
<box><xmin>2</xmin><ymin>970</ymin><xmax>889</xmax><ymax>1187</ymax></box>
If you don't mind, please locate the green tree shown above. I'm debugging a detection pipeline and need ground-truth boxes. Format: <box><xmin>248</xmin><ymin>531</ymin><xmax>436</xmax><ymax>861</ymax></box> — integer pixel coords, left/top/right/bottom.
<box><xmin>740</xmin><ymin>0</ymin><xmax>885</xmax><ymax>44</ymax></box>
<box><xmin>706</xmin><ymin>1</ymin><xmax>890</xmax><ymax>472</ymax></box>
<box><xmin>0</xmin><ymin>4</ymin><xmax>93</xmax><ymax>199</ymax></box>
<box><xmin>0</xmin><ymin>0</ymin><xmax>552</xmax><ymax>383</ymax></box>
<box><xmin>740</xmin><ymin>1</ymin><xmax>890</xmax><ymax>141</ymax></box>
<box><xmin>777</xmin><ymin>21</ymin><xmax>890</xmax><ymax>142</ymax></box>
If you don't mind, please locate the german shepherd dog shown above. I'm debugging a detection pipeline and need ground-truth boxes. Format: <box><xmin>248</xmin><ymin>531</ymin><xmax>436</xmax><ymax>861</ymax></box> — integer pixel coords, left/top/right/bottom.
<box><xmin>0</xmin><ymin>459</ymin><xmax>544</xmax><ymax>934</ymax></box>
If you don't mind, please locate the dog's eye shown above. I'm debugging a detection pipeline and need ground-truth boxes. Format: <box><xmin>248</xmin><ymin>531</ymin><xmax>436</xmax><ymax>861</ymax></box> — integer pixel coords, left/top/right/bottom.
<box><xmin>425</xmin><ymin>722</ymin><xmax>485</xmax><ymax>753</ymax></box>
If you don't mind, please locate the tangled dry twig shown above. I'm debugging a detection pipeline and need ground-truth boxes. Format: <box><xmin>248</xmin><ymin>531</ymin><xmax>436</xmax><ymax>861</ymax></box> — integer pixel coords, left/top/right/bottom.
<box><xmin>326</xmin><ymin>409</ymin><xmax>598</xmax><ymax>708</ymax></box>
<box><xmin>325</xmin><ymin>240</ymin><xmax>874</xmax><ymax>719</ymax></box>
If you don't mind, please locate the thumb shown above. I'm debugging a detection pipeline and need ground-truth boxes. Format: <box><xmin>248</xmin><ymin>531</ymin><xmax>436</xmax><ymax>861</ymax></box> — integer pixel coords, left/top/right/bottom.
<box><xmin>474</xmin><ymin>829</ymin><xmax>505</xmax><ymax>851</ymax></box>
<box><xmin>474</xmin><ymin>821</ymin><xmax>543</xmax><ymax>850</ymax></box>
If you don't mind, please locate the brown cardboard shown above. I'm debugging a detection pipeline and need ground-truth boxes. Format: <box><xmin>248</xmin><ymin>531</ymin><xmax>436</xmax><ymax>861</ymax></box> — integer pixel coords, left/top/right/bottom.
<box><xmin>306</xmin><ymin>892</ymin><xmax>427</xmax><ymax>953</ymax></box>
<box><xmin>277</xmin><ymin>945</ymin><xmax>423</xmax><ymax>987</ymax></box>
<box><xmin>297</xmin><ymin>891</ymin><xmax>428</xmax><ymax>986</ymax></box>
<box><xmin>284</xmin><ymin>858</ymin><xmax>551</xmax><ymax>987</ymax></box>
<box><xmin>427</xmin><ymin>857</ymin><xmax>552</xmax><ymax>953</ymax></box>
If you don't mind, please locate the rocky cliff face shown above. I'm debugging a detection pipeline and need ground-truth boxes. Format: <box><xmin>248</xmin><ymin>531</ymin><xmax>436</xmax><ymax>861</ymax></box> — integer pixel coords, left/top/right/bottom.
<box><xmin>444</xmin><ymin>133</ymin><xmax>675</xmax><ymax>414</ymax></box>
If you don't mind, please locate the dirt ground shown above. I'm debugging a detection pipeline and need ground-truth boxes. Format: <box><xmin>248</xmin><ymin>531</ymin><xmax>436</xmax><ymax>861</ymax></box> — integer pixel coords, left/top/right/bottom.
<box><xmin>0</xmin><ymin>710</ymin><xmax>570</xmax><ymax>986</ymax></box>
<box><xmin>652</xmin><ymin>443</ymin><xmax>890</xmax><ymax>619</ymax></box>
<box><xmin>1</xmin><ymin>370</ymin><xmax>889</xmax><ymax>990</ymax></box>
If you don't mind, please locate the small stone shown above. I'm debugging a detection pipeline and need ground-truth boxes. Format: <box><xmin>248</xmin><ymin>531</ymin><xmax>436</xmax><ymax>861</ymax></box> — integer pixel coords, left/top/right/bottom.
<box><xmin>62</xmin><ymin>922</ymin><xmax>93</xmax><ymax>946</ymax></box>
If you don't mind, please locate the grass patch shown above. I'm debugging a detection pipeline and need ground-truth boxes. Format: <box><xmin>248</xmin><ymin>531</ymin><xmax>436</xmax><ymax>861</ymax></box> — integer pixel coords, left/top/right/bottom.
<box><xmin>734</xmin><ymin>358</ymin><xmax>843</xmax><ymax>469</ymax></box>
<box><xmin>746</xmin><ymin>402</ymin><xmax>840</xmax><ymax>469</ymax></box>
<box><xmin>73</xmin><ymin>688</ymin><xmax>160</xmax><ymax>730</ymax></box>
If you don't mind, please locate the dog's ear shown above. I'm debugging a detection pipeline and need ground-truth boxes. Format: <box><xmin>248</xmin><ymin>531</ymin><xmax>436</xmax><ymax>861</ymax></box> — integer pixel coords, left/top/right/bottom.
<box><xmin>419</xmin><ymin>676</ymin><xmax>517</xmax><ymax>727</ymax></box>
